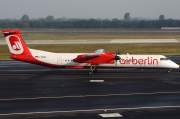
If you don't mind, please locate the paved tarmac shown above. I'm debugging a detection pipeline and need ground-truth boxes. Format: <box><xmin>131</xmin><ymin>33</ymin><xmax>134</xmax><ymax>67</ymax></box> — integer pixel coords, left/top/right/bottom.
<box><xmin>0</xmin><ymin>39</ymin><xmax>180</xmax><ymax>45</ymax></box>
<box><xmin>0</xmin><ymin>59</ymin><xmax>180</xmax><ymax>119</ymax></box>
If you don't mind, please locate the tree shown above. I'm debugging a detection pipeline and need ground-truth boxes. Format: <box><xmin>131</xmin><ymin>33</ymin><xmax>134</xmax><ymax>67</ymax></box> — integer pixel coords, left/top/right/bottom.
<box><xmin>124</xmin><ymin>13</ymin><xmax>131</xmax><ymax>20</ymax></box>
<box><xmin>46</xmin><ymin>15</ymin><xmax>55</xmax><ymax>21</ymax></box>
<box><xmin>21</xmin><ymin>15</ymin><xmax>29</xmax><ymax>21</ymax></box>
<box><xmin>159</xmin><ymin>15</ymin><xmax>165</xmax><ymax>20</ymax></box>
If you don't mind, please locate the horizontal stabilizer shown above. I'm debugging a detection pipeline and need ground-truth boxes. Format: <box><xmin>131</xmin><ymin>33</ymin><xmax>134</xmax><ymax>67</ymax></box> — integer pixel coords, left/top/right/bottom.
<box><xmin>2</xmin><ymin>30</ymin><xmax>22</xmax><ymax>34</ymax></box>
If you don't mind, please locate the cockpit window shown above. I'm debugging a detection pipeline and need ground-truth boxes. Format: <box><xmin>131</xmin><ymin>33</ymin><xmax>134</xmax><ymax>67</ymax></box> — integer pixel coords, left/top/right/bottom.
<box><xmin>160</xmin><ymin>58</ymin><xmax>170</xmax><ymax>60</ymax></box>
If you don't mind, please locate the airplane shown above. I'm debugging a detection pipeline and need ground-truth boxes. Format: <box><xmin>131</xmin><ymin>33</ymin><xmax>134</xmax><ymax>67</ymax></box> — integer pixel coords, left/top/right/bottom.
<box><xmin>1</xmin><ymin>29</ymin><xmax>179</xmax><ymax>75</ymax></box>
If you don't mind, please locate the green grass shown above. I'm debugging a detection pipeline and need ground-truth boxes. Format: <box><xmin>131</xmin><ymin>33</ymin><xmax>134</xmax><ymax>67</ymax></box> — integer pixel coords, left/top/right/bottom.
<box><xmin>15</xmin><ymin>32</ymin><xmax>180</xmax><ymax>40</ymax></box>
<box><xmin>1</xmin><ymin>30</ymin><xmax>180</xmax><ymax>40</ymax></box>
<box><xmin>1</xmin><ymin>43</ymin><xmax>180</xmax><ymax>60</ymax></box>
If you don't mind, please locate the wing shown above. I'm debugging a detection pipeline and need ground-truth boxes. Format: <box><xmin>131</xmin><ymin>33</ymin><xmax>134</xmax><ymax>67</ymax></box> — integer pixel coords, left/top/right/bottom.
<box><xmin>84</xmin><ymin>49</ymin><xmax>104</xmax><ymax>58</ymax></box>
<box><xmin>73</xmin><ymin>49</ymin><xmax>115</xmax><ymax>65</ymax></box>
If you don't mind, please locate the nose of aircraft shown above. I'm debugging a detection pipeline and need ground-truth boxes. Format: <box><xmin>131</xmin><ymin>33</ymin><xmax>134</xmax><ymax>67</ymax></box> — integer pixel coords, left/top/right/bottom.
<box><xmin>169</xmin><ymin>60</ymin><xmax>179</xmax><ymax>68</ymax></box>
<box><xmin>173</xmin><ymin>62</ymin><xmax>179</xmax><ymax>68</ymax></box>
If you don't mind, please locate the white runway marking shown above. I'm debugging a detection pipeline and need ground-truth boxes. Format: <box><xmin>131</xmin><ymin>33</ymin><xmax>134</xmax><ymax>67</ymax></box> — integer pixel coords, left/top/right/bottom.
<box><xmin>99</xmin><ymin>113</ymin><xmax>123</xmax><ymax>118</ymax></box>
<box><xmin>90</xmin><ymin>80</ymin><xmax>104</xmax><ymax>82</ymax></box>
<box><xmin>0</xmin><ymin>106</ymin><xmax>180</xmax><ymax>116</ymax></box>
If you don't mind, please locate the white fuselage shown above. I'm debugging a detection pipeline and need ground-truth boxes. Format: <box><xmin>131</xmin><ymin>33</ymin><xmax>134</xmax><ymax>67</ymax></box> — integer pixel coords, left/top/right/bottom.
<box><xmin>30</xmin><ymin>49</ymin><xmax>179</xmax><ymax>69</ymax></box>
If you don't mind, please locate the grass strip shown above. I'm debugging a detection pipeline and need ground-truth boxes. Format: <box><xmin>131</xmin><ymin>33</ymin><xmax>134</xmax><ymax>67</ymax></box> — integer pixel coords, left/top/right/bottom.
<box><xmin>1</xmin><ymin>31</ymin><xmax>180</xmax><ymax>40</ymax></box>
<box><xmin>0</xmin><ymin>43</ymin><xmax>180</xmax><ymax>60</ymax></box>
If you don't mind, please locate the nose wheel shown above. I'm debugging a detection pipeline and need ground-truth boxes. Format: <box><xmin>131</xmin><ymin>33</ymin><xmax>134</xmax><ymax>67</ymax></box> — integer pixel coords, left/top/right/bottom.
<box><xmin>168</xmin><ymin>68</ymin><xmax>172</xmax><ymax>73</ymax></box>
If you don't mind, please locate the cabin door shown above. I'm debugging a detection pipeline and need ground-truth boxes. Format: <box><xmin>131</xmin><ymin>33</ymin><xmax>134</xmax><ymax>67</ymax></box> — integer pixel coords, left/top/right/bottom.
<box><xmin>57</xmin><ymin>57</ymin><xmax>62</xmax><ymax>66</ymax></box>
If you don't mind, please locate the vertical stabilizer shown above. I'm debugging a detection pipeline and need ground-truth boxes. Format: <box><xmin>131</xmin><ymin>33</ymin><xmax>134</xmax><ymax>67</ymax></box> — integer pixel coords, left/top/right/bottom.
<box><xmin>2</xmin><ymin>30</ymin><xmax>32</xmax><ymax>60</ymax></box>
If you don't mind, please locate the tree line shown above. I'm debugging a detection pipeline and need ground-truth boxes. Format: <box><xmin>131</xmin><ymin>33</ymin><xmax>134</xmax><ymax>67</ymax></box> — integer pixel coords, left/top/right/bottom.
<box><xmin>0</xmin><ymin>15</ymin><xmax>180</xmax><ymax>29</ymax></box>
<box><xmin>1</xmin><ymin>19</ymin><xmax>180</xmax><ymax>29</ymax></box>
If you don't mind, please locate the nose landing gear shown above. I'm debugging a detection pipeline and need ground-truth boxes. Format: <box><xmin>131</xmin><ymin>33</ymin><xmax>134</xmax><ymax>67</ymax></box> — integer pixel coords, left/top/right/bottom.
<box><xmin>168</xmin><ymin>68</ymin><xmax>172</xmax><ymax>73</ymax></box>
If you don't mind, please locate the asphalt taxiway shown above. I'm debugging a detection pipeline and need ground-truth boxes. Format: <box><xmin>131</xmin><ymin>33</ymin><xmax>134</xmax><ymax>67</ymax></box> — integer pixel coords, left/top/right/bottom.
<box><xmin>0</xmin><ymin>60</ymin><xmax>180</xmax><ymax>119</ymax></box>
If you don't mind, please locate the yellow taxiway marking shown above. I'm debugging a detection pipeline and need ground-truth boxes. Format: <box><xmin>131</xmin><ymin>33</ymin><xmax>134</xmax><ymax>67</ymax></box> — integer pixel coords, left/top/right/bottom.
<box><xmin>0</xmin><ymin>91</ymin><xmax>180</xmax><ymax>101</ymax></box>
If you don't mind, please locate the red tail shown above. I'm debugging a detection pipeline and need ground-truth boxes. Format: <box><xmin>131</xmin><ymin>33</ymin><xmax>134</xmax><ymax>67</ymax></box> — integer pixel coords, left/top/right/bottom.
<box><xmin>2</xmin><ymin>29</ymin><xmax>58</xmax><ymax>67</ymax></box>
<box><xmin>2</xmin><ymin>30</ymin><xmax>32</xmax><ymax>61</ymax></box>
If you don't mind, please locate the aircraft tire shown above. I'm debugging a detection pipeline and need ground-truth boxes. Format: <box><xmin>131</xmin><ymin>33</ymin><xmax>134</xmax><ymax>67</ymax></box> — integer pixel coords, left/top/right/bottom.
<box><xmin>88</xmin><ymin>71</ymin><xmax>93</xmax><ymax>75</ymax></box>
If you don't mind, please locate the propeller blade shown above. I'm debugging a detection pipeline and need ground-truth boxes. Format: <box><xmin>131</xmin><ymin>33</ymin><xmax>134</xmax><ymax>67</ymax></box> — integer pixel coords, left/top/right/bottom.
<box><xmin>114</xmin><ymin>50</ymin><xmax>121</xmax><ymax>67</ymax></box>
<box><xmin>116</xmin><ymin>50</ymin><xmax>120</xmax><ymax>55</ymax></box>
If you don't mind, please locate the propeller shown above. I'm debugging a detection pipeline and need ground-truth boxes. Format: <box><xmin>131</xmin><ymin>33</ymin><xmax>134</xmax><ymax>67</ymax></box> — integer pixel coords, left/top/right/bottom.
<box><xmin>114</xmin><ymin>50</ymin><xmax>120</xmax><ymax>66</ymax></box>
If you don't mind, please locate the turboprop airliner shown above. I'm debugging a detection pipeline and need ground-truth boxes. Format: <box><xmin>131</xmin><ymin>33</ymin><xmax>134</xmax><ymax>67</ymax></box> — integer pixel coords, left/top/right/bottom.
<box><xmin>1</xmin><ymin>30</ymin><xmax>179</xmax><ymax>75</ymax></box>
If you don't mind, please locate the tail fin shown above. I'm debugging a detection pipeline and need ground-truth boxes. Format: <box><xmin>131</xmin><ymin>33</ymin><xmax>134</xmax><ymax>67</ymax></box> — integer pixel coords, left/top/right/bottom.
<box><xmin>2</xmin><ymin>29</ymin><xmax>56</xmax><ymax>67</ymax></box>
<box><xmin>2</xmin><ymin>29</ymin><xmax>32</xmax><ymax>60</ymax></box>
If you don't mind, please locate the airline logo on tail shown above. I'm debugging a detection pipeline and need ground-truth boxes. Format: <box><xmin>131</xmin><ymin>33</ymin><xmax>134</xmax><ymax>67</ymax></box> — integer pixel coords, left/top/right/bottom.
<box><xmin>6</xmin><ymin>35</ymin><xmax>24</xmax><ymax>54</ymax></box>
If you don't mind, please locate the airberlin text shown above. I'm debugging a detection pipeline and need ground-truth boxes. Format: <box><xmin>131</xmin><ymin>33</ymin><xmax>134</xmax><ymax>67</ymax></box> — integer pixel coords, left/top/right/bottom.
<box><xmin>119</xmin><ymin>57</ymin><xmax>158</xmax><ymax>65</ymax></box>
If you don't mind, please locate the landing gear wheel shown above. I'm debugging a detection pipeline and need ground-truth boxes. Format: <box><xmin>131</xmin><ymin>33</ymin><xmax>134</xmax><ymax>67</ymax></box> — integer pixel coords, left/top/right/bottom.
<box><xmin>168</xmin><ymin>70</ymin><xmax>170</xmax><ymax>73</ymax></box>
<box><xmin>93</xmin><ymin>69</ymin><xmax>97</xmax><ymax>73</ymax></box>
<box><xmin>168</xmin><ymin>68</ymin><xmax>172</xmax><ymax>73</ymax></box>
<box><xmin>88</xmin><ymin>71</ymin><xmax>93</xmax><ymax>75</ymax></box>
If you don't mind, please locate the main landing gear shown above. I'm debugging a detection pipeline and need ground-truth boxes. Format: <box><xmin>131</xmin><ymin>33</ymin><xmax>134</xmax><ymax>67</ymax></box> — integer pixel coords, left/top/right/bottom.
<box><xmin>88</xmin><ymin>66</ymin><xmax>97</xmax><ymax>75</ymax></box>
